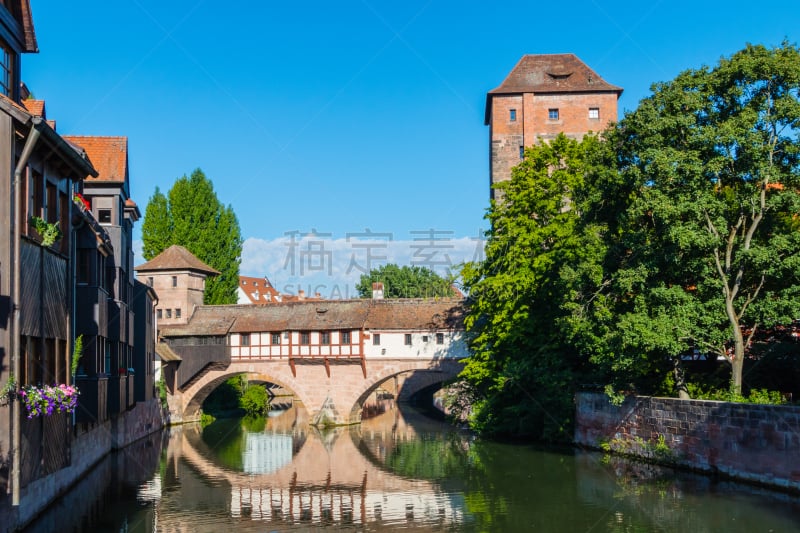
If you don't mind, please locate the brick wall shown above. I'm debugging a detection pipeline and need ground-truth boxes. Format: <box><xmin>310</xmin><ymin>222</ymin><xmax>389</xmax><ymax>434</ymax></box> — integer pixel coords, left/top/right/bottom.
<box><xmin>575</xmin><ymin>392</ymin><xmax>800</xmax><ymax>492</ymax></box>
<box><xmin>488</xmin><ymin>91</ymin><xmax>618</xmax><ymax>192</ymax></box>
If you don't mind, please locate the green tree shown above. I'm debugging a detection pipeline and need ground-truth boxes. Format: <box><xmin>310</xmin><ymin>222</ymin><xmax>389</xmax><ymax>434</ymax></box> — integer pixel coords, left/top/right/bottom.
<box><xmin>141</xmin><ymin>169</ymin><xmax>243</xmax><ymax>304</ymax></box>
<box><xmin>356</xmin><ymin>264</ymin><xmax>453</xmax><ymax>298</ymax></box>
<box><xmin>141</xmin><ymin>187</ymin><xmax>170</xmax><ymax>260</ymax></box>
<box><xmin>459</xmin><ymin>134</ymin><xmax>614</xmax><ymax>440</ymax></box>
<box><xmin>608</xmin><ymin>42</ymin><xmax>800</xmax><ymax>395</ymax></box>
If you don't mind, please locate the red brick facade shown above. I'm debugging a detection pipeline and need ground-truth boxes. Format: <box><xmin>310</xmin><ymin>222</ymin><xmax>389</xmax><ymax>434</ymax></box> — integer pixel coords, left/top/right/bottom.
<box><xmin>486</xmin><ymin>54</ymin><xmax>622</xmax><ymax>198</ymax></box>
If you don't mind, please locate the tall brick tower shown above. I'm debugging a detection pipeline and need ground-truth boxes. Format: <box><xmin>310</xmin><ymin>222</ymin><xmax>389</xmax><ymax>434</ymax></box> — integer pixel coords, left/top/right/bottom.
<box><xmin>485</xmin><ymin>54</ymin><xmax>622</xmax><ymax>199</ymax></box>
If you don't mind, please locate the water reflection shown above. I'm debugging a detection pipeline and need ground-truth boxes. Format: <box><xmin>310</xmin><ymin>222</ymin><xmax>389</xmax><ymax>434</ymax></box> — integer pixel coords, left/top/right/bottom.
<box><xmin>23</xmin><ymin>402</ymin><xmax>800</xmax><ymax>532</ymax></box>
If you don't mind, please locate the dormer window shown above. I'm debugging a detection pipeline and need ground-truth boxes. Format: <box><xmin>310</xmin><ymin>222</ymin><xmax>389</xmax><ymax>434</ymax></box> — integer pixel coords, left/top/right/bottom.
<box><xmin>547</xmin><ymin>71</ymin><xmax>572</xmax><ymax>80</ymax></box>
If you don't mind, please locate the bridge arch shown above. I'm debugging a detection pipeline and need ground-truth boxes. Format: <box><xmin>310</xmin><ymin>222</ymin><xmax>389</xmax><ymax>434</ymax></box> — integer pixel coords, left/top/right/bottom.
<box><xmin>173</xmin><ymin>359</ymin><xmax>463</xmax><ymax>425</ymax></box>
<box><xmin>347</xmin><ymin>361</ymin><xmax>462</xmax><ymax>422</ymax></box>
<box><xmin>180</xmin><ymin>363</ymin><xmax>316</xmax><ymax>422</ymax></box>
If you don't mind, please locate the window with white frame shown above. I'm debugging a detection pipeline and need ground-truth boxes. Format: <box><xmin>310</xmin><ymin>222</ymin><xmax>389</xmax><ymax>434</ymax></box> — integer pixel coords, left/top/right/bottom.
<box><xmin>589</xmin><ymin>107</ymin><xmax>599</xmax><ymax>119</ymax></box>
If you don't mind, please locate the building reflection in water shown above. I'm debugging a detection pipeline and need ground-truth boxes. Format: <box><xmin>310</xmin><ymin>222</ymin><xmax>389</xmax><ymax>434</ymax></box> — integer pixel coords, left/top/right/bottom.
<box><xmin>150</xmin><ymin>401</ymin><xmax>468</xmax><ymax>530</ymax></box>
<box><xmin>24</xmin><ymin>399</ymin><xmax>800</xmax><ymax>532</ymax></box>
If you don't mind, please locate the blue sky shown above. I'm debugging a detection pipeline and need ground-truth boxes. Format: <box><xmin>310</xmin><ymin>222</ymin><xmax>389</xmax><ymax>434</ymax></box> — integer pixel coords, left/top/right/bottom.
<box><xmin>24</xmin><ymin>1</ymin><xmax>798</xmax><ymax>296</ymax></box>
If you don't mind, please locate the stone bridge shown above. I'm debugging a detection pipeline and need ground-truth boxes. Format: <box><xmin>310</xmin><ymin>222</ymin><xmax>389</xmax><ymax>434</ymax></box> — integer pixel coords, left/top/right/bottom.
<box><xmin>168</xmin><ymin>357</ymin><xmax>462</xmax><ymax>426</ymax></box>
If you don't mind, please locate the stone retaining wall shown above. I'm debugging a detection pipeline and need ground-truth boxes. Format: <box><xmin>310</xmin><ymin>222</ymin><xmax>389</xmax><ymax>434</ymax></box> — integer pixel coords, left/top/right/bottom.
<box><xmin>11</xmin><ymin>398</ymin><xmax>164</xmax><ymax>531</ymax></box>
<box><xmin>574</xmin><ymin>392</ymin><xmax>800</xmax><ymax>492</ymax></box>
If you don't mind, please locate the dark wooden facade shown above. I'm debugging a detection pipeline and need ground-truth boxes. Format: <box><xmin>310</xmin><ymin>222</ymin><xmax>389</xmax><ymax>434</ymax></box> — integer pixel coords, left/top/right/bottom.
<box><xmin>0</xmin><ymin>2</ymin><xmax>158</xmax><ymax>519</ymax></box>
<box><xmin>132</xmin><ymin>279</ymin><xmax>156</xmax><ymax>402</ymax></box>
<box><xmin>0</xmin><ymin>89</ymin><xmax>97</xmax><ymax>500</ymax></box>
<box><xmin>165</xmin><ymin>336</ymin><xmax>230</xmax><ymax>390</ymax></box>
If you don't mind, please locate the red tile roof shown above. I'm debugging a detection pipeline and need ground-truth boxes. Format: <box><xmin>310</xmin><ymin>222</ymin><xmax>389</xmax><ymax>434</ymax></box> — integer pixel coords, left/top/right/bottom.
<box><xmin>363</xmin><ymin>299</ymin><xmax>464</xmax><ymax>330</ymax></box>
<box><xmin>0</xmin><ymin>92</ymin><xmax>33</xmax><ymax>117</ymax></box>
<box><xmin>485</xmin><ymin>54</ymin><xmax>622</xmax><ymax>124</ymax></box>
<box><xmin>134</xmin><ymin>245</ymin><xmax>220</xmax><ymax>275</ymax></box>
<box><xmin>61</xmin><ymin>136</ymin><xmax>127</xmax><ymax>183</ymax></box>
<box><xmin>22</xmin><ymin>98</ymin><xmax>45</xmax><ymax>117</ymax></box>
<box><xmin>489</xmin><ymin>54</ymin><xmax>622</xmax><ymax>95</ymax></box>
<box><xmin>239</xmin><ymin>275</ymin><xmax>282</xmax><ymax>304</ymax></box>
<box><xmin>160</xmin><ymin>298</ymin><xmax>465</xmax><ymax>337</ymax></box>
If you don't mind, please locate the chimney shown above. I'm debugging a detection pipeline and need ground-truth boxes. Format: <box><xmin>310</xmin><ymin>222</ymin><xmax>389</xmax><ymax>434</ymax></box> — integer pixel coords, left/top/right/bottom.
<box><xmin>298</xmin><ymin>289</ymin><xmax>305</xmax><ymax>300</ymax></box>
<box><xmin>372</xmin><ymin>282</ymin><xmax>384</xmax><ymax>300</ymax></box>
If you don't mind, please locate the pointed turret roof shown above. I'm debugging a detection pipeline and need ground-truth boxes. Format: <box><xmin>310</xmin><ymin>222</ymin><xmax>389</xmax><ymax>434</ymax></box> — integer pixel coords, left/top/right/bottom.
<box><xmin>134</xmin><ymin>245</ymin><xmax>220</xmax><ymax>276</ymax></box>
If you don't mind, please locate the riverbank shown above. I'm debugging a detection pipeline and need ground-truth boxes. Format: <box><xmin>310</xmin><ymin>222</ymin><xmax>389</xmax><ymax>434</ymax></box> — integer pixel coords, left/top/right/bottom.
<box><xmin>19</xmin><ymin>402</ymin><xmax>800</xmax><ymax>532</ymax></box>
<box><xmin>2</xmin><ymin>398</ymin><xmax>164</xmax><ymax>532</ymax></box>
<box><xmin>575</xmin><ymin>392</ymin><xmax>800</xmax><ymax>494</ymax></box>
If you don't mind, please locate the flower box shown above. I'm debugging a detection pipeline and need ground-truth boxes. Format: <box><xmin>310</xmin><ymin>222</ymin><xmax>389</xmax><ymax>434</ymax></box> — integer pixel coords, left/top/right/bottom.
<box><xmin>18</xmin><ymin>384</ymin><xmax>80</xmax><ymax>418</ymax></box>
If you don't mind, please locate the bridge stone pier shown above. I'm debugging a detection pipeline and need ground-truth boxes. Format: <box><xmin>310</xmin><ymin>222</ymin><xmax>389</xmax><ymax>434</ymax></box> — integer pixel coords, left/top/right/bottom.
<box><xmin>169</xmin><ymin>358</ymin><xmax>463</xmax><ymax>426</ymax></box>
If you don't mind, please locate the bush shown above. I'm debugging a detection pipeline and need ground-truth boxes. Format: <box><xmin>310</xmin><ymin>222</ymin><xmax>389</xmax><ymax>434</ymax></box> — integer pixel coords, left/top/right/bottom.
<box><xmin>690</xmin><ymin>385</ymin><xmax>787</xmax><ymax>405</ymax></box>
<box><xmin>203</xmin><ymin>377</ymin><xmax>245</xmax><ymax>414</ymax></box>
<box><xmin>200</xmin><ymin>412</ymin><xmax>216</xmax><ymax>427</ymax></box>
<box><xmin>240</xmin><ymin>385</ymin><xmax>270</xmax><ymax>416</ymax></box>
<box><xmin>156</xmin><ymin>377</ymin><xmax>168</xmax><ymax>409</ymax></box>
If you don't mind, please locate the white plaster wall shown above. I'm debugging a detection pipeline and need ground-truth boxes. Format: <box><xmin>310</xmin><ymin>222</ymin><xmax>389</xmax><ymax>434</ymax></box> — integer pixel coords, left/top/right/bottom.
<box><xmin>364</xmin><ymin>330</ymin><xmax>467</xmax><ymax>359</ymax></box>
<box><xmin>235</xmin><ymin>286</ymin><xmax>249</xmax><ymax>304</ymax></box>
<box><xmin>229</xmin><ymin>329</ymin><xmax>459</xmax><ymax>360</ymax></box>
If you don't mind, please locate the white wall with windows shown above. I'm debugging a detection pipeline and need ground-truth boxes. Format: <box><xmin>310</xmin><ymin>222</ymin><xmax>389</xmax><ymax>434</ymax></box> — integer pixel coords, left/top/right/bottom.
<box><xmin>229</xmin><ymin>330</ymin><xmax>363</xmax><ymax>359</ymax></box>
<box><xmin>363</xmin><ymin>330</ymin><xmax>467</xmax><ymax>360</ymax></box>
<box><xmin>228</xmin><ymin>328</ymin><xmax>466</xmax><ymax>360</ymax></box>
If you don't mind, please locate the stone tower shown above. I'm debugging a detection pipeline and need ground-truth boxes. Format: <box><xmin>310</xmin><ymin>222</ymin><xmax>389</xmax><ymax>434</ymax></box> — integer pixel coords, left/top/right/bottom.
<box><xmin>134</xmin><ymin>245</ymin><xmax>219</xmax><ymax>327</ymax></box>
<box><xmin>485</xmin><ymin>54</ymin><xmax>622</xmax><ymax>199</ymax></box>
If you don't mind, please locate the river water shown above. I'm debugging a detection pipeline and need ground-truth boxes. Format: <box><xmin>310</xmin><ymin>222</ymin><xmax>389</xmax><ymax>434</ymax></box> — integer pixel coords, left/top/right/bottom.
<box><xmin>24</xmin><ymin>402</ymin><xmax>800</xmax><ymax>532</ymax></box>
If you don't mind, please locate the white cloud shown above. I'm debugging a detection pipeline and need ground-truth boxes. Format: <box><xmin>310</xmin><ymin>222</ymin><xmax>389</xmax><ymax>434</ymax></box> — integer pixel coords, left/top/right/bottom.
<box><xmin>241</xmin><ymin>232</ymin><xmax>485</xmax><ymax>300</ymax></box>
<box><xmin>133</xmin><ymin>239</ymin><xmax>144</xmax><ymax>263</ymax></box>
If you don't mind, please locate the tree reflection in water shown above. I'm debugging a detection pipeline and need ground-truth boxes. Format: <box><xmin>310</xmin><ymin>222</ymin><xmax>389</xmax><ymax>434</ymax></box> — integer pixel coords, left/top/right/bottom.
<box><xmin>22</xmin><ymin>403</ymin><xmax>800</xmax><ymax>532</ymax></box>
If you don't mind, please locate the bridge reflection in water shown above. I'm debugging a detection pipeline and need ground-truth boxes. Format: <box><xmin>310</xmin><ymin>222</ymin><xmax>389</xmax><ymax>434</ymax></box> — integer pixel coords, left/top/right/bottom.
<box><xmin>151</xmin><ymin>402</ymin><xmax>470</xmax><ymax>530</ymax></box>
<box><xmin>26</xmin><ymin>402</ymin><xmax>800</xmax><ymax>531</ymax></box>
